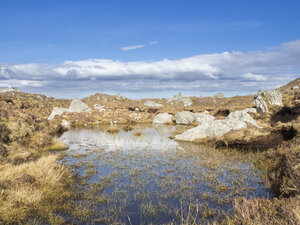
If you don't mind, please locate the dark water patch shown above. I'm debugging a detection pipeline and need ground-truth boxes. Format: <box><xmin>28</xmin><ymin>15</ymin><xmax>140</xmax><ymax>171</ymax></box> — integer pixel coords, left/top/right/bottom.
<box><xmin>59</xmin><ymin>125</ymin><xmax>273</xmax><ymax>224</ymax></box>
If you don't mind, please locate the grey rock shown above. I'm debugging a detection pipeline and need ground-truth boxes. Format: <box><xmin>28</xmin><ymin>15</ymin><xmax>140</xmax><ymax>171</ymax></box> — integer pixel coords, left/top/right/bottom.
<box><xmin>0</xmin><ymin>87</ymin><xmax>21</xmax><ymax>93</ymax></box>
<box><xmin>48</xmin><ymin>107</ymin><xmax>69</xmax><ymax>120</ymax></box>
<box><xmin>93</xmin><ymin>104</ymin><xmax>105</xmax><ymax>112</ymax></box>
<box><xmin>292</xmin><ymin>85</ymin><xmax>299</xmax><ymax>90</ymax></box>
<box><xmin>153</xmin><ymin>113</ymin><xmax>173</xmax><ymax>124</ymax></box>
<box><xmin>61</xmin><ymin>119</ymin><xmax>70</xmax><ymax>128</ymax></box>
<box><xmin>69</xmin><ymin>99</ymin><xmax>91</xmax><ymax>113</ymax></box>
<box><xmin>255</xmin><ymin>90</ymin><xmax>283</xmax><ymax>113</ymax></box>
<box><xmin>175</xmin><ymin>109</ymin><xmax>261</xmax><ymax>142</ymax></box>
<box><xmin>175</xmin><ymin>111</ymin><xmax>196</xmax><ymax>125</ymax></box>
<box><xmin>214</xmin><ymin>93</ymin><xmax>225</xmax><ymax>98</ymax></box>
<box><xmin>167</xmin><ymin>92</ymin><xmax>193</xmax><ymax>107</ymax></box>
<box><xmin>144</xmin><ymin>100</ymin><xmax>163</xmax><ymax>108</ymax></box>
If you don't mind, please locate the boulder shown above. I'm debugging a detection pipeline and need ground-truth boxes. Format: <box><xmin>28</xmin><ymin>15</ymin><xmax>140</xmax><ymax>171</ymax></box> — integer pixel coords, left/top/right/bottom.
<box><xmin>292</xmin><ymin>85</ymin><xmax>299</xmax><ymax>90</ymax></box>
<box><xmin>144</xmin><ymin>100</ymin><xmax>163</xmax><ymax>108</ymax></box>
<box><xmin>175</xmin><ymin>109</ymin><xmax>261</xmax><ymax>142</ymax></box>
<box><xmin>48</xmin><ymin>107</ymin><xmax>69</xmax><ymax>120</ymax></box>
<box><xmin>167</xmin><ymin>92</ymin><xmax>193</xmax><ymax>107</ymax></box>
<box><xmin>0</xmin><ymin>87</ymin><xmax>21</xmax><ymax>93</ymax></box>
<box><xmin>116</xmin><ymin>94</ymin><xmax>125</xmax><ymax>100</ymax></box>
<box><xmin>93</xmin><ymin>104</ymin><xmax>105</xmax><ymax>112</ymax></box>
<box><xmin>69</xmin><ymin>99</ymin><xmax>91</xmax><ymax>113</ymax></box>
<box><xmin>255</xmin><ymin>90</ymin><xmax>283</xmax><ymax>113</ymax></box>
<box><xmin>214</xmin><ymin>93</ymin><xmax>225</xmax><ymax>98</ymax></box>
<box><xmin>61</xmin><ymin>119</ymin><xmax>70</xmax><ymax>128</ymax></box>
<box><xmin>194</xmin><ymin>111</ymin><xmax>215</xmax><ymax>125</ymax></box>
<box><xmin>175</xmin><ymin>111</ymin><xmax>196</xmax><ymax>125</ymax></box>
<box><xmin>153</xmin><ymin>113</ymin><xmax>173</xmax><ymax>124</ymax></box>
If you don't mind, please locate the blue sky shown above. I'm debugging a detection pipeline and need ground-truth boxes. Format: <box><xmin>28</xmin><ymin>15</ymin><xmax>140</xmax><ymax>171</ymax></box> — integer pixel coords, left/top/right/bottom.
<box><xmin>0</xmin><ymin>0</ymin><xmax>300</xmax><ymax>98</ymax></box>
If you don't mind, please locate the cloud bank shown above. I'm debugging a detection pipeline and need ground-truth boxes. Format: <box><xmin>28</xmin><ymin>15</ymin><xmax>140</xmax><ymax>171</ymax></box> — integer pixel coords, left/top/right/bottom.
<box><xmin>1</xmin><ymin>40</ymin><xmax>300</xmax><ymax>98</ymax></box>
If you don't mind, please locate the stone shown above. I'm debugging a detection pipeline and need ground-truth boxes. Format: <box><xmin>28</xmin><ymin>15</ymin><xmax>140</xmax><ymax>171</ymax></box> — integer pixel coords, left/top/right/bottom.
<box><xmin>144</xmin><ymin>100</ymin><xmax>163</xmax><ymax>108</ymax></box>
<box><xmin>0</xmin><ymin>87</ymin><xmax>21</xmax><ymax>93</ymax></box>
<box><xmin>48</xmin><ymin>107</ymin><xmax>69</xmax><ymax>120</ymax></box>
<box><xmin>194</xmin><ymin>112</ymin><xmax>215</xmax><ymax>125</ymax></box>
<box><xmin>116</xmin><ymin>94</ymin><xmax>125</xmax><ymax>100</ymax></box>
<box><xmin>93</xmin><ymin>104</ymin><xmax>105</xmax><ymax>112</ymax></box>
<box><xmin>292</xmin><ymin>85</ymin><xmax>299</xmax><ymax>90</ymax></box>
<box><xmin>69</xmin><ymin>99</ymin><xmax>91</xmax><ymax>113</ymax></box>
<box><xmin>175</xmin><ymin>111</ymin><xmax>196</xmax><ymax>125</ymax></box>
<box><xmin>214</xmin><ymin>93</ymin><xmax>225</xmax><ymax>98</ymax></box>
<box><xmin>61</xmin><ymin>119</ymin><xmax>70</xmax><ymax>128</ymax></box>
<box><xmin>153</xmin><ymin>113</ymin><xmax>173</xmax><ymax>124</ymax></box>
<box><xmin>167</xmin><ymin>92</ymin><xmax>193</xmax><ymax>107</ymax></box>
<box><xmin>175</xmin><ymin>109</ymin><xmax>261</xmax><ymax>142</ymax></box>
<box><xmin>255</xmin><ymin>90</ymin><xmax>283</xmax><ymax>113</ymax></box>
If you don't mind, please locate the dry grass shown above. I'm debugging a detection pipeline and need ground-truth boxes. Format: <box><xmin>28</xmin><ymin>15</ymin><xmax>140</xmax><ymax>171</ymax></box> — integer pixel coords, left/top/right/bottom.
<box><xmin>46</xmin><ymin>139</ymin><xmax>69</xmax><ymax>151</ymax></box>
<box><xmin>0</xmin><ymin>154</ymin><xmax>73</xmax><ymax>224</ymax></box>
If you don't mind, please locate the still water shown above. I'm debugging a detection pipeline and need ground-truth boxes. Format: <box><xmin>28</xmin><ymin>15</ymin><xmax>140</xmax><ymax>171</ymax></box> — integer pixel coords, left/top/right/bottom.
<box><xmin>59</xmin><ymin>125</ymin><xmax>272</xmax><ymax>224</ymax></box>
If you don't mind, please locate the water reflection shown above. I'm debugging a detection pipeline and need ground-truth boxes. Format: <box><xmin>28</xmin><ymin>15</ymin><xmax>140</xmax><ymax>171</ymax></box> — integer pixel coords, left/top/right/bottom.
<box><xmin>60</xmin><ymin>125</ymin><xmax>273</xmax><ymax>225</ymax></box>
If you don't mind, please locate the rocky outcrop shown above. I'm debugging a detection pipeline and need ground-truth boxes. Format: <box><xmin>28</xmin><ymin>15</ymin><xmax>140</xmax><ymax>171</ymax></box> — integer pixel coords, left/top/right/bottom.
<box><xmin>153</xmin><ymin>113</ymin><xmax>173</xmax><ymax>124</ymax></box>
<box><xmin>167</xmin><ymin>92</ymin><xmax>193</xmax><ymax>107</ymax></box>
<box><xmin>175</xmin><ymin>109</ymin><xmax>260</xmax><ymax>142</ymax></box>
<box><xmin>144</xmin><ymin>100</ymin><xmax>163</xmax><ymax>108</ymax></box>
<box><xmin>0</xmin><ymin>87</ymin><xmax>21</xmax><ymax>93</ymax></box>
<box><xmin>48</xmin><ymin>107</ymin><xmax>69</xmax><ymax>120</ymax></box>
<box><xmin>48</xmin><ymin>99</ymin><xmax>91</xmax><ymax>120</ymax></box>
<box><xmin>69</xmin><ymin>99</ymin><xmax>91</xmax><ymax>113</ymax></box>
<box><xmin>255</xmin><ymin>90</ymin><xmax>283</xmax><ymax>113</ymax></box>
<box><xmin>194</xmin><ymin>111</ymin><xmax>215</xmax><ymax>124</ymax></box>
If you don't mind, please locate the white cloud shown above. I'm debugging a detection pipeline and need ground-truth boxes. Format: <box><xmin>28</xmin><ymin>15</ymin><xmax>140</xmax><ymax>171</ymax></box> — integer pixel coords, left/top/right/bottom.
<box><xmin>242</xmin><ymin>73</ymin><xmax>267</xmax><ymax>81</ymax></box>
<box><xmin>1</xmin><ymin>40</ymin><xmax>300</xmax><ymax>97</ymax></box>
<box><xmin>121</xmin><ymin>44</ymin><xmax>145</xmax><ymax>51</ymax></box>
<box><xmin>148</xmin><ymin>41</ymin><xmax>158</xmax><ymax>45</ymax></box>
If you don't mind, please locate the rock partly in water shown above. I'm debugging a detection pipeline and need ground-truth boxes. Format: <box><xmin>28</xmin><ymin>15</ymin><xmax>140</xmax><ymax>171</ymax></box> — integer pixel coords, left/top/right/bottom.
<box><xmin>0</xmin><ymin>87</ymin><xmax>21</xmax><ymax>93</ymax></box>
<box><xmin>144</xmin><ymin>100</ymin><xmax>163</xmax><ymax>108</ymax></box>
<box><xmin>153</xmin><ymin>113</ymin><xmax>173</xmax><ymax>124</ymax></box>
<box><xmin>255</xmin><ymin>90</ymin><xmax>283</xmax><ymax>114</ymax></box>
<box><xmin>175</xmin><ymin>109</ymin><xmax>261</xmax><ymax>142</ymax></box>
<box><xmin>48</xmin><ymin>107</ymin><xmax>69</xmax><ymax>120</ymax></box>
<box><xmin>167</xmin><ymin>92</ymin><xmax>193</xmax><ymax>107</ymax></box>
<box><xmin>69</xmin><ymin>99</ymin><xmax>91</xmax><ymax>113</ymax></box>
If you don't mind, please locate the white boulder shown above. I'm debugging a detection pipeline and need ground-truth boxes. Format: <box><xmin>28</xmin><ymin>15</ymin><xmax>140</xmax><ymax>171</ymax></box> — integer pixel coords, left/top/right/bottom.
<box><xmin>167</xmin><ymin>92</ymin><xmax>193</xmax><ymax>107</ymax></box>
<box><xmin>0</xmin><ymin>87</ymin><xmax>21</xmax><ymax>93</ymax></box>
<box><xmin>175</xmin><ymin>111</ymin><xmax>196</xmax><ymax>125</ymax></box>
<box><xmin>153</xmin><ymin>113</ymin><xmax>173</xmax><ymax>124</ymax></box>
<box><xmin>175</xmin><ymin>109</ymin><xmax>261</xmax><ymax>142</ymax></box>
<box><xmin>69</xmin><ymin>99</ymin><xmax>91</xmax><ymax>113</ymax></box>
<box><xmin>144</xmin><ymin>100</ymin><xmax>163</xmax><ymax>108</ymax></box>
<box><xmin>48</xmin><ymin>107</ymin><xmax>69</xmax><ymax>120</ymax></box>
<box><xmin>94</xmin><ymin>104</ymin><xmax>105</xmax><ymax>112</ymax></box>
<box><xmin>255</xmin><ymin>90</ymin><xmax>283</xmax><ymax>113</ymax></box>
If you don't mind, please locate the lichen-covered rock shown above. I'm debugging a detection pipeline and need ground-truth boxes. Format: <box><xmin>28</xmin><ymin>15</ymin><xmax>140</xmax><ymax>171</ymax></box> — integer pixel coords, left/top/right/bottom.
<box><xmin>175</xmin><ymin>109</ymin><xmax>261</xmax><ymax>142</ymax></box>
<box><xmin>175</xmin><ymin>111</ymin><xmax>196</xmax><ymax>125</ymax></box>
<box><xmin>144</xmin><ymin>100</ymin><xmax>163</xmax><ymax>108</ymax></box>
<box><xmin>48</xmin><ymin>107</ymin><xmax>69</xmax><ymax>120</ymax></box>
<box><xmin>194</xmin><ymin>111</ymin><xmax>215</xmax><ymax>124</ymax></box>
<box><xmin>153</xmin><ymin>113</ymin><xmax>173</xmax><ymax>124</ymax></box>
<box><xmin>61</xmin><ymin>119</ymin><xmax>70</xmax><ymax>128</ymax></box>
<box><xmin>255</xmin><ymin>90</ymin><xmax>283</xmax><ymax>113</ymax></box>
<box><xmin>69</xmin><ymin>99</ymin><xmax>91</xmax><ymax>113</ymax></box>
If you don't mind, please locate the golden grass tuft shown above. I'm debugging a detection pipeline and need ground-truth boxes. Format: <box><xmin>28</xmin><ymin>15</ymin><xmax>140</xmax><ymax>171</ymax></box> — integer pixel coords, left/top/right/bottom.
<box><xmin>0</xmin><ymin>154</ymin><xmax>73</xmax><ymax>224</ymax></box>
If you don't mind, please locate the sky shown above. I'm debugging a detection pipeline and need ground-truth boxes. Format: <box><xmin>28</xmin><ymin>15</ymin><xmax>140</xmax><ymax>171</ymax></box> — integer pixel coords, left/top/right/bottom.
<box><xmin>0</xmin><ymin>0</ymin><xmax>300</xmax><ymax>99</ymax></box>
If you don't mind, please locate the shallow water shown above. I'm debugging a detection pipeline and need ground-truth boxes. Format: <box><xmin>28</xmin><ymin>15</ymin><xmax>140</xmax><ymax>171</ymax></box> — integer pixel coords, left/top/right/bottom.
<box><xmin>59</xmin><ymin>125</ymin><xmax>273</xmax><ymax>224</ymax></box>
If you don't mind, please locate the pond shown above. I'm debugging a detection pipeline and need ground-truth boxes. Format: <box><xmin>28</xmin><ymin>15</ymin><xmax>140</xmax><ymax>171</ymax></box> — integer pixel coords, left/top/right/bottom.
<box><xmin>59</xmin><ymin>125</ymin><xmax>273</xmax><ymax>225</ymax></box>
